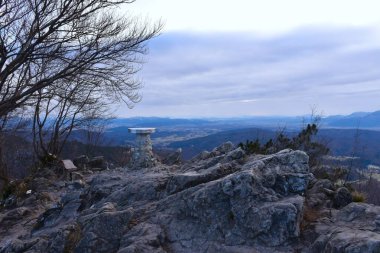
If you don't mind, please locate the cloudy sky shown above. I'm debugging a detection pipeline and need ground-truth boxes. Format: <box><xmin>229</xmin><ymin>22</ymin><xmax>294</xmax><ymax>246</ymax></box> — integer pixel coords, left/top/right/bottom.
<box><xmin>117</xmin><ymin>0</ymin><xmax>380</xmax><ymax>117</ymax></box>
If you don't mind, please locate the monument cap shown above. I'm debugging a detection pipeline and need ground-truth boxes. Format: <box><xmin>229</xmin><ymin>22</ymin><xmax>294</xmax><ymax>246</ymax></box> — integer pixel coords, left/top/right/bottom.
<box><xmin>128</xmin><ymin>128</ymin><xmax>156</xmax><ymax>134</ymax></box>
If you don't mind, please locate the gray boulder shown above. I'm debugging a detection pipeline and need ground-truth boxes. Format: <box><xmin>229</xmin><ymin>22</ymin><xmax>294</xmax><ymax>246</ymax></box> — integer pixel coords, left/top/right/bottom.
<box><xmin>75</xmin><ymin>207</ymin><xmax>134</xmax><ymax>253</ymax></box>
<box><xmin>73</xmin><ymin>155</ymin><xmax>90</xmax><ymax>169</ymax></box>
<box><xmin>88</xmin><ymin>156</ymin><xmax>108</xmax><ymax>170</ymax></box>
<box><xmin>3</xmin><ymin>145</ymin><xmax>378</xmax><ymax>253</ymax></box>
<box><xmin>333</xmin><ymin>187</ymin><xmax>353</xmax><ymax>208</ymax></box>
<box><xmin>162</xmin><ymin>148</ymin><xmax>183</xmax><ymax>166</ymax></box>
<box><xmin>306</xmin><ymin>179</ymin><xmax>334</xmax><ymax>209</ymax></box>
<box><xmin>311</xmin><ymin>203</ymin><xmax>380</xmax><ymax>253</ymax></box>
<box><xmin>0</xmin><ymin>148</ymin><xmax>311</xmax><ymax>253</ymax></box>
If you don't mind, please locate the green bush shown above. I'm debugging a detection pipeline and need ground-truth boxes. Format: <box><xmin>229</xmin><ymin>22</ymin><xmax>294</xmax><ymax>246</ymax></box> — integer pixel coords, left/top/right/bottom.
<box><xmin>0</xmin><ymin>182</ymin><xmax>12</xmax><ymax>200</ymax></box>
<box><xmin>0</xmin><ymin>180</ymin><xmax>29</xmax><ymax>201</ymax></box>
<box><xmin>239</xmin><ymin>124</ymin><xmax>329</xmax><ymax>166</ymax></box>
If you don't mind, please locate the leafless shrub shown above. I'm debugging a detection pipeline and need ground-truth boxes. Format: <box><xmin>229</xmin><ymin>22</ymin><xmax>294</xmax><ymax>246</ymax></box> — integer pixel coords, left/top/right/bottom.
<box><xmin>81</xmin><ymin>110</ymin><xmax>114</xmax><ymax>158</ymax></box>
<box><xmin>0</xmin><ymin>109</ymin><xmax>33</xmax><ymax>189</ymax></box>
<box><xmin>32</xmin><ymin>80</ymin><xmax>110</xmax><ymax>162</ymax></box>
<box><xmin>354</xmin><ymin>177</ymin><xmax>380</xmax><ymax>205</ymax></box>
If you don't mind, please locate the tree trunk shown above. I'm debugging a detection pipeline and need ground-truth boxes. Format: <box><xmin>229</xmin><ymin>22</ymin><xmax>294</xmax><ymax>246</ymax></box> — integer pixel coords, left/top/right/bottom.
<box><xmin>0</xmin><ymin>145</ymin><xmax>9</xmax><ymax>194</ymax></box>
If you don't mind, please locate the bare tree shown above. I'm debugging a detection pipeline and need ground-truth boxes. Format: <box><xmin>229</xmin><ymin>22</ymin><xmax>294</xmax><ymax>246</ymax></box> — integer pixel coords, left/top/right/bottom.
<box><xmin>0</xmin><ymin>108</ymin><xmax>32</xmax><ymax>190</ymax></box>
<box><xmin>0</xmin><ymin>0</ymin><xmax>162</xmax><ymax>117</ymax></box>
<box><xmin>0</xmin><ymin>138</ymin><xmax>8</xmax><ymax>191</ymax></box>
<box><xmin>344</xmin><ymin>121</ymin><xmax>362</xmax><ymax>183</ymax></box>
<box><xmin>0</xmin><ymin>0</ymin><xmax>161</xmax><ymax>173</ymax></box>
<box><xmin>32</xmin><ymin>79</ymin><xmax>109</xmax><ymax>162</ymax></box>
<box><xmin>81</xmin><ymin>110</ymin><xmax>114</xmax><ymax>157</ymax></box>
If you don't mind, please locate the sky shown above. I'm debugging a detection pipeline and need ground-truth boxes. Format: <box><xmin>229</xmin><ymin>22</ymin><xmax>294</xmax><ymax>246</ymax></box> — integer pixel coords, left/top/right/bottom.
<box><xmin>116</xmin><ymin>0</ymin><xmax>380</xmax><ymax>118</ymax></box>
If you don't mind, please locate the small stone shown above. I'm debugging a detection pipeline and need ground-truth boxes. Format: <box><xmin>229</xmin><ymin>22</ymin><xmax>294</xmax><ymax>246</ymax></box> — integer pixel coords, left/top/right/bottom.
<box><xmin>333</xmin><ymin>187</ymin><xmax>353</xmax><ymax>208</ymax></box>
<box><xmin>73</xmin><ymin>155</ymin><xmax>90</xmax><ymax>169</ymax></box>
<box><xmin>4</xmin><ymin>195</ymin><xmax>17</xmax><ymax>208</ymax></box>
<box><xmin>71</xmin><ymin>172</ymin><xmax>84</xmax><ymax>181</ymax></box>
<box><xmin>213</xmin><ymin>141</ymin><xmax>234</xmax><ymax>154</ymax></box>
<box><xmin>67</xmin><ymin>180</ymin><xmax>85</xmax><ymax>190</ymax></box>
<box><xmin>162</xmin><ymin>148</ymin><xmax>182</xmax><ymax>165</ymax></box>
<box><xmin>88</xmin><ymin>156</ymin><xmax>107</xmax><ymax>170</ymax></box>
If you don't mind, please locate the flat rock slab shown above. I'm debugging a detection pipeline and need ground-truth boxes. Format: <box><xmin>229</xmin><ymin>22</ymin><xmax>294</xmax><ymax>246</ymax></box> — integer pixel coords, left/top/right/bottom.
<box><xmin>61</xmin><ymin>160</ymin><xmax>77</xmax><ymax>171</ymax></box>
<box><xmin>128</xmin><ymin>128</ymin><xmax>156</xmax><ymax>134</ymax></box>
<box><xmin>9</xmin><ymin>144</ymin><xmax>378</xmax><ymax>253</ymax></box>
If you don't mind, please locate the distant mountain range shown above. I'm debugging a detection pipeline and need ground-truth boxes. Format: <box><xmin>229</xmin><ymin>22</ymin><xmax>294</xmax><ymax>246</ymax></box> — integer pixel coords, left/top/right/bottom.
<box><xmin>167</xmin><ymin>127</ymin><xmax>380</xmax><ymax>167</ymax></box>
<box><xmin>109</xmin><ymin>110</ymin><xmax>380</xmax><ymax>130</ymax></box>
<box><xmin>324</xmin><ymin>111</ymin><xmax>380</xmax><ymax>129</ymax></box>
<box><xmin>98</xmin><ymin>110</ymin><xmax>380</xmax><ymax>166</ymax></box>
<box><xmin>110</xmin><ymin>117</ymin><xmax>212</xmax><ymax>128</ymax></box>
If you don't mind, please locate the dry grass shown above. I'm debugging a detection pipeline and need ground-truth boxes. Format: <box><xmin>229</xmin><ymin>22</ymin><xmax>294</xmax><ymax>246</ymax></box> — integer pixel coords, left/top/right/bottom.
<box><xmin>351</xmin><ymin>191</ymin><xmax>366</xmax><ymax>203</ymax></box>
<box><xmin>303</xmin><ymin>207</ymin><xmax>321</xmax><ymax>223</ymax></box>
<box><xmin>14</xmin><ymin>181</ymin><xmax>28</xmax><ymax>197</ymax></box>
<box><xmin>63</xmin><ymin>223</ymin><xmax>82</xmax><ymax>253</ymax></box>
<box><xmin>1</xmin><ymin>179</ymin><xmax>28</xmax><ymax>200</ymax></box>
<box><xmin>300</xmin><ymin>206</ymin><xmax>321</xmax><ymax>233</ymax></box>
<box><xmin>353</xmin><ymin>177</ymin><xmax>380</xmax><ymax>205</ymax></box>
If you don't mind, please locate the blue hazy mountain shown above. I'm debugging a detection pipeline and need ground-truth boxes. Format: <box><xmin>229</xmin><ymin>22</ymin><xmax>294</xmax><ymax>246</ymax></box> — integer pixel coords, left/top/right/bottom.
<box><xmin>325</xmin><ymin>111</ymin><xmax>380</xmax><ymax>128</ymax></box>
<box><xmin>109</xmin><ymin>117</ymin><xmax>212</xmax><ymax>128</ymax></box>
<box><xmin>109</xmin><ymin>110</ymin><xmax>380</xmax><ymax>130</ymax></box>
<box><xmin>167</xmin><ymin>127</ymin><xmax>380</xmax><ymax>166</ymax></box>
<box><xmin>101</xmin><ymin>110</ymin><xmax>380</xmax><ymax>166</ymax></box>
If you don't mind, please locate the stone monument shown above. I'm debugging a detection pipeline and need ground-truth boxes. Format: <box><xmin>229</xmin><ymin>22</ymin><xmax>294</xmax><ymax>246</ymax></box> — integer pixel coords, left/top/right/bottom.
<box><xmin>128</xmin><ymin>128</ymin><xmax>157</xmax><ymax>168</ymax></box>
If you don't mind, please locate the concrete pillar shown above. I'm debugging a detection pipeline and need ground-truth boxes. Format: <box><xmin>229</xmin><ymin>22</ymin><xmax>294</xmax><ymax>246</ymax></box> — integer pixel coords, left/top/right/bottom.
<box><xmin>128</xmin><ymin>128</ymin><xmax>157</xmax><ymax>168</ymax></box>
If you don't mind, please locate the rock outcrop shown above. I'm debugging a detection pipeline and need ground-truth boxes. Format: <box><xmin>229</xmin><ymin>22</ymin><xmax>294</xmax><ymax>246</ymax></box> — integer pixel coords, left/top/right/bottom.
<box><xmin>1</xmin><ymin>143</ymin><xmax>379</xmax><ymax>253</ymax></box>
<box><xmin>311</xmin><ymin>203</ymin><xmax>380</xmax><ymax>253</ymax></box>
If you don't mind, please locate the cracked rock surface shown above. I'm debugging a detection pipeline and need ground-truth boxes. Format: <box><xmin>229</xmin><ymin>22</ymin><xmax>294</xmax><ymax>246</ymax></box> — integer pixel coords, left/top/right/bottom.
<box><xmin>1</xmin><ymin>142</ymin><xmax>379</xmax><ymax>253</ymax></box>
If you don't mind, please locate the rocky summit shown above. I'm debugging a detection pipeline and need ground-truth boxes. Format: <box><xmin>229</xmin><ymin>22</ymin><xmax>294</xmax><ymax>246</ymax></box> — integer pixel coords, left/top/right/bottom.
<box><xmin>1</xmin><ymin>142</ymin><xmax>380</xmax><ymax>253</ymax></box>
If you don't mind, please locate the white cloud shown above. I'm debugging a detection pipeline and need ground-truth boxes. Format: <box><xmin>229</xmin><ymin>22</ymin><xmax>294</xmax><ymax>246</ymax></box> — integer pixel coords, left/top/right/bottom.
<box><xmin>126</xmin><ymin>0</ymin><xmax>380</xmax><ymax>34</ymax></box>
<box><xmin>117</xmin><ymin>27</ymin><xmax>380</xmax><ymax>117</ymax></box>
